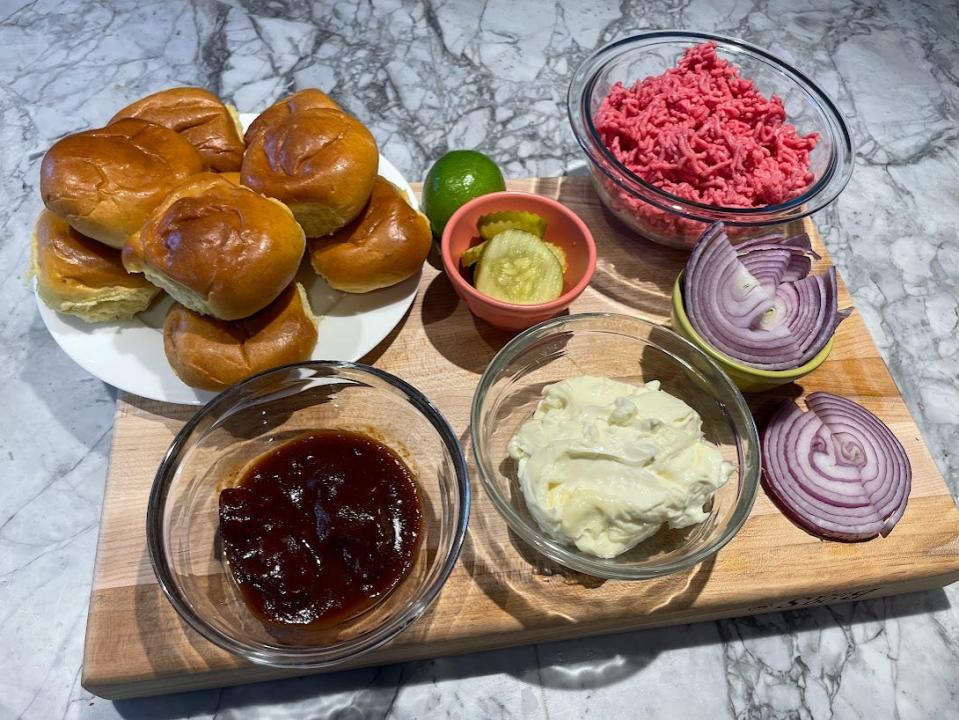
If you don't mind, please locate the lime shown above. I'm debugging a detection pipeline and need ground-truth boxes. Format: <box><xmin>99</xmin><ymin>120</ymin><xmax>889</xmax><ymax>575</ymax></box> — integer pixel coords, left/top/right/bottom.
<box><xmin>422</xmin><ymin>150</ymin><xmax>506</xmax><ymax>238</ymax></box>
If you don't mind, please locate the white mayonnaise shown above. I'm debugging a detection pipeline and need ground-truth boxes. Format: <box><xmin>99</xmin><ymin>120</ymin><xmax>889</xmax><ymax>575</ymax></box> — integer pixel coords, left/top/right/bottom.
<box><xmin>507</xmin><ymin>376</ymin><xmax>734</xmax><ymax>559</ymax></box>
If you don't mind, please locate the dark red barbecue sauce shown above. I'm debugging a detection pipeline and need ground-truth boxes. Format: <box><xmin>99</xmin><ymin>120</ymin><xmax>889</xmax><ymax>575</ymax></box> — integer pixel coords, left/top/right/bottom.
<box><xmin>218</xmin><ymin>431</ymin><xmax>422</xmax><ymax>626</ymax></box>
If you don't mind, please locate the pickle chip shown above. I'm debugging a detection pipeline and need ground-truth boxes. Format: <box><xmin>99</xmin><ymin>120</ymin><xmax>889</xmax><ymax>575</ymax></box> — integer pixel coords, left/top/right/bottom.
<box><xmin>544</xmin><ymin>242</ymin><xmax>568</xmax><ymax>274</ymax></box>
<box><xmin>464</xmin><ymin>237</ymin><xmax>566</xmax><ymax>272</ymax></box>
<box><xmin>461</xmin><ymin>241</ymin><xmax>486</xmax><ymax>268</ymax></box>
<box><xmin>477</xmin><ymin>211</ymin><xmax>547</xmax><ymax>241</ymax></box>
<box><xmin>474</xmin><ymin>229</ymin><xmax>564</xmax><ymax>304</ymax></box>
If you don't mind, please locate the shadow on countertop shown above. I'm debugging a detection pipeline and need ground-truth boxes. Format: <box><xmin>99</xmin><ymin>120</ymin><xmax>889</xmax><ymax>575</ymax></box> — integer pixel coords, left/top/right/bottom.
<box><xmin>18</xmin><ymin>308</ymin><xmax>120</xmax><ymax>440</ymax></box>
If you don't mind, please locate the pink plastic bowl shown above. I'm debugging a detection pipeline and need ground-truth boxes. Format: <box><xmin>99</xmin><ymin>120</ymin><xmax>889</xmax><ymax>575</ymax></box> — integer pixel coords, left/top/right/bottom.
<box><xmin>440</xmin><ymin>192</ymin><xmax>597</xmax><ymax>331</ymax></box>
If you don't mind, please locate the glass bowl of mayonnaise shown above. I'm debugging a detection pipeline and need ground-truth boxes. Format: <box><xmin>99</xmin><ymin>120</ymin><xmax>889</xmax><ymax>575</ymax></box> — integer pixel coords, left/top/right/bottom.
<box><xmin>471</xmin><ymin>312</ymin><xmax>759</xmax><ymax>580</ymax></box>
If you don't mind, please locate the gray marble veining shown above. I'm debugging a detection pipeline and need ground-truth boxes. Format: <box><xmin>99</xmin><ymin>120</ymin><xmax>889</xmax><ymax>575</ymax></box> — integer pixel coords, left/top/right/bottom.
<box><xmin>1</xmin><ymin>0</ymin><xmax>957</xmax><ymax>718</ymax></box>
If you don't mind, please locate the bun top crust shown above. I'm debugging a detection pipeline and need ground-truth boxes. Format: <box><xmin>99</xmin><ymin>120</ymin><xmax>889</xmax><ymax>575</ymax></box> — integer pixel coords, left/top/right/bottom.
<box><xmin>40</xmin><ymin>118</ymin><xmax>204</xmax><ymax>248</ymax></box>
<box><xmin>309</xmin><ymin>177</ymin><xmax>431</xmax><ymax>293</ymax></box>
<box><xmin>110</xmin><ymin>87</ymin><xmax>245</xmax><ymax>171</ymax></box>
<box><xmin>218</xmin><ymin>171</ymin><xmax>243</xmax><ymax>186</ymax></box>
<box><xmin>123</xmin><ymin>173</ymin><xmax>306</xmax><ymax>320</ymax></box>
<box><xmin>163</xmin><ymin>282</ymin><xmax>318</xmax><ymax>391</ymax></box>
<box><xmin>240</xmin><ymin>108</ymin><xmax>378</xmax><ymax>236</ymax></box>
<box><xmin>243</xmin><ymin>88</ymin><xmax>341</xmax><ymax>146</ymax></box>
<box><xmin>33</xmin><ymin>209</ymin><xmax>154</xmax><ymax>293</ymax></box>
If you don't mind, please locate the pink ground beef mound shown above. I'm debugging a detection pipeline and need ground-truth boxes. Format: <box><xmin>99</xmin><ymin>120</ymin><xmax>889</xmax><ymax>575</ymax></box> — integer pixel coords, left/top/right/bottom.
<box><xmin>596</xmin><ymin>42</ymin><xmax>819</xmax><ymax>209</ymax></box>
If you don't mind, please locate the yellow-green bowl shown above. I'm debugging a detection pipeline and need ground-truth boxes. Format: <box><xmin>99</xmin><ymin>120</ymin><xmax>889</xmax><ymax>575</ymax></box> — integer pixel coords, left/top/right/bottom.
<box><xmin>670</xmin><ymin>273</ymin><xmax>834</xmax><ymax>393</ymax></box>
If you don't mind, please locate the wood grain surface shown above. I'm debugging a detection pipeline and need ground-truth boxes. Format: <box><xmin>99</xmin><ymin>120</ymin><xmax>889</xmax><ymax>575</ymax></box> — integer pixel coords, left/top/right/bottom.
<box><xmin>81</xmin><ymin>177</ymin><xmax>959</xmax><ymax>699</ymax></box>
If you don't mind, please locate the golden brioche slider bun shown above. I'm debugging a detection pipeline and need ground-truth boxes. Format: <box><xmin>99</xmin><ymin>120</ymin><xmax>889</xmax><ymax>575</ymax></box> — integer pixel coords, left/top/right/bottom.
<box><xmin>241</xmin><ymin>107</ymin><xmax>378</xmax><ymax>237</ymax></box>
<box><xmin>218</xmin><ymin>171</ymin><xmax>243</xmax><ymax>186</ymax></box>
<box><xmin>164</xmin><ymin>282</ymin><xmax>318</xmax><ymax>391</ymax></box>
<box><xmin>110</xmin><ymin>87</ymin><xmax>245</xmax><ymax>172</ymax></box>
<box><xmin>243</xmin><ymin>88</ymin><xmax>340</xmax><ymax>146</ymax></box>
<box><xmin>40</xmin><ymin>119</ymin><xmax>204</xmax><ymax>249</ymax></box>
<box><xmin>31</xmin><ymin>210</ymin><xmax>161</xmax><ymax>322</ymax></box>
<box><xmin>123</xmin><ymin>173</ymin><xmax>305</xmax><ymax>321</ymax></box>
<box><xmin>309</xmin><ymin>177</ymin><xmax>431</xmax><ymax>293</ymax></box>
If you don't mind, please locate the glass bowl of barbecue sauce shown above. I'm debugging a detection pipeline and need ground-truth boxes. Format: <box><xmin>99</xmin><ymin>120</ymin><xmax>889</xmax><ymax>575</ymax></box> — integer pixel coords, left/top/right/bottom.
<box><xmin>147</xmin><ymin>362</ymin><xmax>470</xmax><ymax>668</ymax></box>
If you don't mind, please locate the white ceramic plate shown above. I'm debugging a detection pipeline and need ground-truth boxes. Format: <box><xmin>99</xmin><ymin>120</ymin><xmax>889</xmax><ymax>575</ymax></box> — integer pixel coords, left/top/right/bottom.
<box><xmin>36</xmin><ymin>113</ymin><xmax>420</xmax><ymax>405</ymax></box>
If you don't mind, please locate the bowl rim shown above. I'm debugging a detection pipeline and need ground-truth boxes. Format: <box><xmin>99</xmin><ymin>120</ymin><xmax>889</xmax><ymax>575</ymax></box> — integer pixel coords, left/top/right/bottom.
<box><xmin>470</xmin><ymin>311</ymin><xmax>761</xmax><ymax>580</ymax></box>
<box><xmin>440</xmin><ymin>190</ymin><xmax>597</xmax><ymax>313</ymax></box>
<box><xmin>146</xmin><ymin>360</ymin><xmax>471</xmax><ymax>668</ymax></box>
<box><xmin>671</xmin><ymin>271</ymin><xmax>835</xmax><ymax>379</ymax></box>
<box><xmin>567</xmin><ymin>30</ymin><xmax>855</xmax><ymax>224</ymax></box>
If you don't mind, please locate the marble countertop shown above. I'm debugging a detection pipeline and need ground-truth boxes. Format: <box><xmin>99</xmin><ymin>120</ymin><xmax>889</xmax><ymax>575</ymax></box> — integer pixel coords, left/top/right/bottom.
<box><xmin>2</xmin><ymin>0</ymin><xmax>957</xmax><ymax>718</ymax></box>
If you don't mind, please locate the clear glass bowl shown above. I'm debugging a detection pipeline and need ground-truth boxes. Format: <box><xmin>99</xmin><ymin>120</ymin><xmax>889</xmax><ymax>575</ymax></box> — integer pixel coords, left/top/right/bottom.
<box><xmin>567</xmin><ymin>31</ymin><xmax>854</xmax><ymax>249</ymax></box>
<box><xmin>470</xmin><ymin>313</ymin><xmax>759</xmax><ymax>580</ymax></box>
<box><xmin>147</xmin><ymin>361</ymin><xmax>470</xmax><ymax>667</ymax></box>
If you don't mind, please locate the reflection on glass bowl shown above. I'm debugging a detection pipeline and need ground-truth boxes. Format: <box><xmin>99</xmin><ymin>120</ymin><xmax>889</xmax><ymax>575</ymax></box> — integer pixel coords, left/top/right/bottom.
<box><xmin>147</xmin><ymin>361</ymin><xmax>470</xmax><ymax>668</ymax></box>
<box><xmin>471</xmin><ymin>313</ymin><xmax>760</xmax><ymax>580</ymax></box>
<box><xmin>568</xmin><ymin>31</ymin><xmax>854</xmax><ymax>249</ymax></box>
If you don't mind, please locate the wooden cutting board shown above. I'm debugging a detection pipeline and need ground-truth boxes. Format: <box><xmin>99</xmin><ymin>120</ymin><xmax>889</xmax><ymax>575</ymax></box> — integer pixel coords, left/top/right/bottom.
<box><xmin>81</xmin><ymin>177</ymin><xmax>959</xmax><ymax>699</ymax></box>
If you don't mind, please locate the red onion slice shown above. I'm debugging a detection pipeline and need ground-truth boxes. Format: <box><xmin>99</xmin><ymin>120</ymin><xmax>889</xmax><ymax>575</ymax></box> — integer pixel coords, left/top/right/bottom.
<box><xmin>762</xmin><ymin>393</ymin><xmax>911</xmax><ymax>541</ymax></box>
<box><xmin>683</xmin><ymin>222</ymin><xmax>851</xmax><ymax>370</ymax></box>
<box><xmin>739</xmin><ymin>246</ymin><xmax>808</xmax><ymax>293</ymax></box>
<box><xmin>737</xmin><ymin>239</ymin><xmax>817</xmax><ymax>287</ymax></box>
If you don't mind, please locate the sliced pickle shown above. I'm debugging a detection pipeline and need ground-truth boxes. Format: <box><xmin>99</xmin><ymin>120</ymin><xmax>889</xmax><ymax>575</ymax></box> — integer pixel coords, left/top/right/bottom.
<box><xmin>477</xmin><ymin>211</ymin><xmax>547</xmax><ymax>241</ymax></box>
<box><xmin>464</xmin><ymin>237</ymin><xmax>566</xmax><ymax>272</ymax></box>
<box><xmin>461</xmin><ymin>241</ymin><xmax>487</xmax><ymax>268</ymax></box>
<box><xmin>474</xmin><ymin>229</ymin><xmax>564</xmax><ymax>304</ymax></box>
<box><xmin>544</xmin><ymin>242</ymin><xmax>568</xmax><ymax>274</ymax></box>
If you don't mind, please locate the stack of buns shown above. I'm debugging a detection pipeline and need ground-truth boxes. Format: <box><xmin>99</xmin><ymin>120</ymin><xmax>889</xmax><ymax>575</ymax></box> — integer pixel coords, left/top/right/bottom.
<box><xmin>123</xmin><ymin>172</ymin><xmax>306</xmax><ymax>320</ymax></box>
<box><xmin>32</xmin><ymin>86</ymin><xmax>431</xmax><ymax>392</ymax></box>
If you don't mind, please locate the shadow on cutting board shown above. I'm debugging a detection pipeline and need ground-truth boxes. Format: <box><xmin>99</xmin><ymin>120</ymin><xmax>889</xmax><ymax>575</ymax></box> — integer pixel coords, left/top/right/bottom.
<box><xmin>536</xmin><ymin>175</ymin><xmax>689</xmax><ymax>324</ymax></box>
<box><xmin>112</xmin><ymin>579</ymin><xmax>951</xmax><ymax>720</ymax></box>
<box><xmin>120</xmin><ymin>393</ymin><xmax>197</xmax><ymax>424</ymax></box>
<box><xmin>585</xmin><ymin>205</ymin><xmax>687</xmax><ymax>323</ymax></box>
<box><xmin>131</xmin><ymin>549</ymin><xmax>231</xmax><ymax>680</ymax></box>
<box><xmin>419</xmin><ymin>272</ymin><xmax>517</xmax><ymax>375</ymax></box>
<box><xmin>460</xmin><ymin>482</ymin><xmax>717</xmax><ymax>622</ymax></box>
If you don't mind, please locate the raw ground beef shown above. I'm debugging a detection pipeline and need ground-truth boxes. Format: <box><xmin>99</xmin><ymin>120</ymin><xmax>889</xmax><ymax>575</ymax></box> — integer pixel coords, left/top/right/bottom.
<box><xmin>593</xmin><ymin>42</ymin><xmax>819</xmax><ymax>244</ymax></box>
